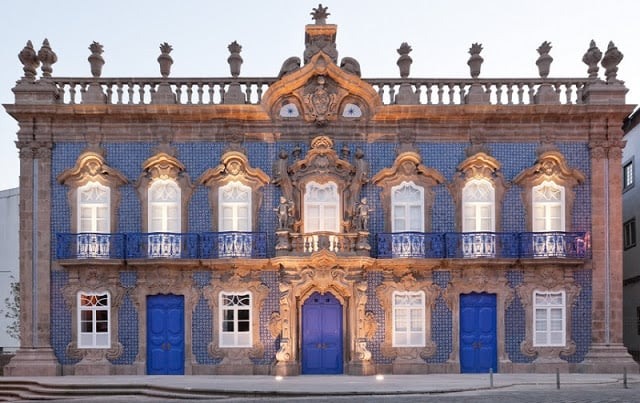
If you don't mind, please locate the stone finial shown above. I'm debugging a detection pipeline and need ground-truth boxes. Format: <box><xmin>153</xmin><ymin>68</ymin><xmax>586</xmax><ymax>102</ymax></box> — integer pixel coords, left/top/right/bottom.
<box><xmin>227</xmin><ymin>41</ymin><xmax>243</xmax><ymax>78</ymax></box>
<box><xmin>18</xmin><ymin>40</ymin><xmax>39</xmax><ymax>80</ymax></box>
<box><xmin>310</xmin><ymin>4</ymin><xmax>330</xmax><ymax>24</ymax></box>
<box><xmin>582</xmin><ymin>40</ymin><xmax>602</xmax><ymax>80</ymax></box>
<box><xmin>536</xmin><ymin>41</ymin><xmax>553</xmax><ymax>79</ymax></box>
<box><xmin>396</xmin><ymin>42</ymin><xmax>413</xmax><ymax>78</ymax></box>
<box><xmin>601</xmin><ymin>41</ymin><xmax>623</xmax><ymax>84</ymax></box>
<box><xmin>37</xmin><ymin>39</ymin><xmax>57</xmax><ymax>78</ymax></box>
<box><xmin>158</xmin><ymin>42</ymin><xmax>173</xmax><ymax>78</ymax></box>
<box><xmin>88</xmin><ymin>41</ymin><xmax>105</xmax><ymax>78</ymax></box>
<box><xmin>467</xmin><ymin>43</ymin><xmax>484</xmax><ymax>79</ymax></box>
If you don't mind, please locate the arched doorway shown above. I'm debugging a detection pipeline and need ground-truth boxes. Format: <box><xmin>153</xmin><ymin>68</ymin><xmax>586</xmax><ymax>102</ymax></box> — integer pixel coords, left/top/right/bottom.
<box><xmin>301</xmin><ymin>291</ymin><xmax>343</xmax><ymax>374</ymax></box>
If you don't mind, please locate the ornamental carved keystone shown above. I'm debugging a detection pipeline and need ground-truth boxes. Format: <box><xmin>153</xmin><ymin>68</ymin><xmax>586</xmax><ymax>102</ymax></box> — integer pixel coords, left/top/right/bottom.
<box><xmin>513</xmin><ymin>146</ymin><xmax>585</xmax><ymax>232</ymax></box>
<box><xmin>203</xmin><ymin>272</ymin><xmax>269</xmax><ymax>363</ymax></box>
<box><xmin>198</xmin><ymin>148</ymin><xmax>270</xmax><ymax>232</ymax></box>
<box><xmin>448</xmin><ymin>148</ymin><xmax>508</xmax><ymax>232</ymax></box>
<box><xmin>376</xmin><ymin>272</ymin><xmax>440</xmax><ymax>362</ymax></box>
<box><xmin>372</xmin><ymin>148</ymin><xmax>445</xmax><ymax>232</ymax></box>
<box><xmin>516</xmin><ymin>267</ymin><xmax>580</xmax><ymax>361</ymax></box>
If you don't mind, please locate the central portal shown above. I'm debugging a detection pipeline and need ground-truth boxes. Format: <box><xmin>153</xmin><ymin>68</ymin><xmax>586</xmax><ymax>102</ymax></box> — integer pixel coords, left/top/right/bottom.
<box><xmin>301</xmin><ymin>291</ymin><xmax>343</xmax><ymax>374</ymax></box>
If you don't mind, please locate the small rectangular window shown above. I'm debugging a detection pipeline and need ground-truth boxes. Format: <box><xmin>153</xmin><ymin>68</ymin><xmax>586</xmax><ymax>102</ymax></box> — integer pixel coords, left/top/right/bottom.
<box><xmin>220</xmin><ymin>292</ymin><xmax>252</xmax><ymax>348</ymax></box>
<box><xmin>78</xmin><ymin>292</ymin><xmax>110</xmax><ymax>348</ymax></box>
<box><xmin>392</xmin><ymin>291</ymin><xmax>425</xmax><ymax>347</ymax></box>
<box><xmin>533</xmin><ymin>291</ymin><xmax>566</xmax><ymax>347</ymax></box>
<box><xmin>624</xmin><ymin>160</ymin><xmax>634</xmax><ymax>191</ymax></box>
<box><xmin>624</xmin><ymin>218</ymin><xmax>636</xmax><ymax>250</ymax></box>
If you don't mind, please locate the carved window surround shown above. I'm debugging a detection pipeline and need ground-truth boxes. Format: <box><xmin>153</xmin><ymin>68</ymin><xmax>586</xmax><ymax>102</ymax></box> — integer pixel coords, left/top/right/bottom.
<box><xmin>58</xmin><ymin>148</ymin><xmax>128</xmax><ymax>233</ymax></box>
<box><xmin>513</xmin><ymin>148</ymin><xmax>585</xmax><ymax>231</ymax></box>
<box><xmin>288</xmin><ymin>136</ymin><xmax>360</xmax><ymax>231</ymax></box>
<box><xmin>132</xmin><ymin>267</ymin><xmax>199</xmax><ymax>374</ymax></box>
<box><xmin>275</xmin><ymin>250</ymin><xmax>370</xmax><ymax>372</ymax></box>
<box><xmin>198</xmin><ymin>149</ymin><xmax>270</xmax><ymax>232</ymax></box>
<box><xmin>136</xmin><ymin>148</ymin><xmax>193</xmax><ymax>232</ymax></box>
<box><xmin>448</xmin><ymin>151</ymin><xmax>508</xmax><ymax>232</ymax></box>
<box><xmin>372</xmin><ymin>150</ymin><xmax>445</xmax><ymax>232</ymax></box>
<box><xmin>376</xmin><ymin>272</ymin><xmax>439</xmax><ymax>363</ymax></box>
<box><xmin>443</xmin><ymin>267</ymin><xmax>514</xmax><ymax>368</ymax></box>
<box><xmin>203</xmin><ymin>272</ymin><xmax>269</xmax><ymax>366</ymax></box>
<box><xmin>516</xmin><ymin>267</ymin><xmax>580</xmax><ymax>361</ymax></box>
<box><xmin>61</xmin><ymin>267</ymin><xmax>125</xmax><ymax>370</ymax></box>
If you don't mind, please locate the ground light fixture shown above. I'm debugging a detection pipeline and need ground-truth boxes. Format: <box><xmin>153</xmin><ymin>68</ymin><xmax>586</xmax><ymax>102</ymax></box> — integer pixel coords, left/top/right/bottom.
<box><xmin>375</xmin><ymin>374</ymin><xmax>384</xmax><ymax>381</ymax></box>
<box><xmin>275</xmin><ymin>375</ymin><xmax>284</xmax><ymax>381</ymax></box>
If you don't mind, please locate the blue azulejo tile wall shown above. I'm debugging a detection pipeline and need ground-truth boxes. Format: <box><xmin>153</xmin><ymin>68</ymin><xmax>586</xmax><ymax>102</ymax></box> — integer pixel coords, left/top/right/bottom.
<box><xmin>51</xmin><ymin>270</ymin><xmax>77</xmax><ymax>365</ymax></box>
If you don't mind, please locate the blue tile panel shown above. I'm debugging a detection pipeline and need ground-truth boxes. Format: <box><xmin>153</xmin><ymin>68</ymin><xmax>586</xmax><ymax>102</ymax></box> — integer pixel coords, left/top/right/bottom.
<box><xmin>254</xmin><ymin>271</ymin><xmax>280</xmax><ymax>365</ymax></box>
<box><xmin>504</xmin><ymin>269</ymin><xmax>529</xmax><ymax>363</ymax></box>
<box><xmin>111</xmin><ymin>293</ymin><xmax>138</xmax><ymax>365</ymax></box>
<box><xmin>562</xmin><ymin>269</ymin><xmax>592</xmax><ymax>363</ymax></box>
<box><xmin>51</xmin><ymin>141</ymin><xmax>591</xmax><ymax>250</ymax></box>
<box><xmin>50</xmin><ymin>270</ymin><xmax>77</xmax><ymax>365</ymax></box>
<box><xmin>427</xmin><ymin>271</ymin><xmax>452</xmax><ymax>363</ymax></box>
<box><xmin>192</xmin><ymin>293</ymin><xmax>218</xmax><ymax>365</ymax></box>
<box><xmin>365</xmin><ymin>271</ymin><xmax>391</xmax><ymax>365</ymax></box>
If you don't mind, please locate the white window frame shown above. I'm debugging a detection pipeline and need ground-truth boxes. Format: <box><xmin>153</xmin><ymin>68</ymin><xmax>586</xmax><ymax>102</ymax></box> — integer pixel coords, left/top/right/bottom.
<box><xmin>462</xmin><ymin>178</ymin><xmax>495</xmax><ymax>232</ymax></box>
<box><xmin>77</xmin><ymin>181</ymin><xmax>111</xmax><ymax>258</ymax></box>
<box><xmin>219</xmin><ymin>292</ymin><xmax>252</xmax><ymax>348</ymax></box>
<box><xmin>219</xmin><ymin>181</ymin><xmax>252</xmax><ymax>232</ymax></box>
<box><xmin>392</xmin><ymin>291</ymin><xmax>426</xmax><ymax>347</ymax></box>
<box><xmin>77</xmin><ymin>291</ymin><xmax>110</xmax><ymax>349</ymax></box>
<box><xmin>303</xmin><ymin>181</ymin><xmax>340</xmax><ymax>233</ymax></box>
<box><xmin>148</xmin><ymin>179</ymin><xmax>181</xmax><ymax>233</ymax></box>
<box><xmin>624</xmin><ymin>160</ymin><xmax>634</xmax><ymax>191</ymax></box>
<box><xmin>532</xmin><ymin>181</ymin><xmax>565</xmax><ymax>232</ymax></box>
<box><xmin>391</xmin><ymin>181</ymin><xmax>424</xmax><ymax>232</ymax></box>
<box><xmin>533</xmin><ymin>290</ymin><xmax>566</xmax><ymax>347</ymax></box>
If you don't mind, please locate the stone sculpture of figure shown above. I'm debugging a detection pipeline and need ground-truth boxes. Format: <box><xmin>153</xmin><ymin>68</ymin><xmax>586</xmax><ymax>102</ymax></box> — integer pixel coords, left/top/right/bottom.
<box><xmin>349</xmin><ymin>148</ymin><xmax>368</xmax><ymax>208</ymax></box>
<box><xmin>354</xmin><ymin>197</ymin><xmax>372</xmax><ymax>232</ymax></box>
<box><xmin>273</xmin><ymin>149</ymin><xmax>293</xmax><ymax>202</ymax></box>
<box><xmin>275</xmin><ymin>196</ymin><xmax>294</xmax><ymax>230</ymax></box>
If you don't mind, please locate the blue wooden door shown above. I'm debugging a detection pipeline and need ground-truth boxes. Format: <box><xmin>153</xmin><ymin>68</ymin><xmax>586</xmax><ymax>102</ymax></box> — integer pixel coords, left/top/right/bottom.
<box><xmin>301</xmin><ymin>292</ymin><xmax>343</xmax><ymax>374</ymax></box>
<box><xmin>460</xmin><ymin>292</ymin><xmax>497</xmax><ymax>373</ymax></box>
<box><xmin>147</xmin><ymin>294</ymin><xmax>185</xmax><ymax>375</ymax></box>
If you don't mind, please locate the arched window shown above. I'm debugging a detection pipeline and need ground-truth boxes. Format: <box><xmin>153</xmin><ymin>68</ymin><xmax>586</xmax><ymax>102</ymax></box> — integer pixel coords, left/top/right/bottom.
<box><xmin>532</xmin><ymin>181</ymin><xmax>565</xmax><ymax>232</ymax></box>
<box><xmin>462</xmin><ymin>179</ymin><xmax>495</xmax><ymax>232</ymax></box>
<box><xmin>148</xmin><ymin>179</ymin><xmax>181</xmax><ymax>233</ymax></box>
<box><xmin>391</xmin><ymin>181</ymin><xmax>424</xmax><ymax>232</ymax></box>
<box><xmin>77</xmin><ymin>181</ymin><xmax>111</xmax><ymax>258</ymax></box>
<box><xmin>219</xmin><ymin>181</ymin><xmax>251</xmax><ymax>231</ymax></box>
<box><xmin>304</xmin><ymin>181</ymin><xmax>340</xmax><ymax>233</ymax></box>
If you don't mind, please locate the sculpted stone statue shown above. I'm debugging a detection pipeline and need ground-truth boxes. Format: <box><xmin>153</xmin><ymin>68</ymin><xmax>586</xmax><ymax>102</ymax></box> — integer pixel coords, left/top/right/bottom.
<box><xmin>354</xmin><ymin>197</ymin><xmax>372</xmax><ymax>232</ymax></box>
<box><xmin>275</xmin><ymin>196</ymin><xmax>294</xmax><ymax>230</ymax></box>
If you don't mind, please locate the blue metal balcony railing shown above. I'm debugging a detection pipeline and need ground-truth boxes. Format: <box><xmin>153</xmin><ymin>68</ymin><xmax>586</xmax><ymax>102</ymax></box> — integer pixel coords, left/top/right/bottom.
<box><xmin>376</xmin><ymin>232</ymin><xmax>588</xmax><ymax>259</ymax></box>
<box><xmin>125</xmin><ymin>232</ymin><xmax>199</xmax><ymax>259</ymax></box>
<box><xmin>57</xmin><ymin>233</ymin><xmax>125</xmax><ymax>259</ymax></box>
<box><xmin>201</xmin><ymin>232</ymin><xmax>267</xmax><ymax>258</ymax></box>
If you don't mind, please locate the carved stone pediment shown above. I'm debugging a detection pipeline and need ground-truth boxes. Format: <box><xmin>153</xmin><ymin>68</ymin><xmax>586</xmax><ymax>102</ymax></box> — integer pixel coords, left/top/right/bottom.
<box><xmin>372</xmin><ymin>150</ymin><xmax>445</xmax><ymax>232</ymax></box>
<box><xmin>262</xmin><ymin>51</ymin><xmax>381</xmax><ymax>124</ymax></box>
<box><xmin>448</xmin><ymin>149</ymin><xmax>509</xmax><ymax>232</ymax></box>
<box><xmin>198</xmin><ymin>149</ymin><xmax>270</xmax><ymax>232</ymax></box>
<box><xmin>513</xmin><ymin>147</ymin><xmax>585</xmax><ymax>231</ymax></box>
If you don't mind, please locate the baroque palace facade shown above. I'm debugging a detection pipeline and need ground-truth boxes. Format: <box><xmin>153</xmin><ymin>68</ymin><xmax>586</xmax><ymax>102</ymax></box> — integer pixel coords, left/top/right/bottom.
<box><xmin>5</xmin><ymin>6</ymin><xmax>638</xmax><ymax>376</ymax></box>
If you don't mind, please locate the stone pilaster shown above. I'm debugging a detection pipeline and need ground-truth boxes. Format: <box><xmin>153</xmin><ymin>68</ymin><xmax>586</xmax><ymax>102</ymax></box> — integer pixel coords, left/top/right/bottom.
<box><xmin>4</xmin><ymin>133</ymin><xmax>60</xmax><ymax>376</ymax></box>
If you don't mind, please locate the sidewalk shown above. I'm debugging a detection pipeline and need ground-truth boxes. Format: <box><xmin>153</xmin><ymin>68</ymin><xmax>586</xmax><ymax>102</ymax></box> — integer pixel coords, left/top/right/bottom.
<box><xmin>1</xmin><ymin>373</ymin><xmax>639</xmax><ymax>399</ymax></box>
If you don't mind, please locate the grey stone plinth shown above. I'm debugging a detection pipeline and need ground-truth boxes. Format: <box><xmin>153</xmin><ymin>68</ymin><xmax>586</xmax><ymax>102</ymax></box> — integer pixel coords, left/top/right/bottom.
<box><xmin>223</xmin><ymin>83</ymin><xmax>246</xmax><ymax>104</ymax></box>
<box><xmin>152</xmin><ymin>83</ymin><xmax>177</xmax><ymax>104</ymax></box>
<box><xmin>273</xmin><ymin>361</ymin><xmax>300</xmax><ymax>376</ymax></box>
<box><xmin>465</xmin><ymin>83</ymin><xmax>490</xmax><ymax>104</ymax></box>
<box><xmin>348</xmin><ymin>360</ymin><xmax>376</xmax><ymax>376</ymax></box>
<box><xmin>582</xmin><ymin>81</ymin><xmax>628</xmax><ymax>105</ymax></box>
<box><xmin>12</xmin><ymin>79</ymin><xmax>58</xmax><ymax>104</ymax></box>
<box><xmin>3</xmin><ymin>348</ymin><xmax>61</xmax><ymax>376</ymax></box>
<box><xmin>395</xmin><ymin>84</ymin><xmax>419</xmax><ymax>105</ymax></box>
<box><xmin>83</xmin><ymin>83</ymin><xmax>107</xmax><ymax>104</ymax></box>
<box><xmin>580</xmin><ymin>343</ymin><xmax>639</xmax><ymax>373</ymax></box>
<box><xmin>533</xmin><ymin>83</ymin><xmax>560</xmax><ymax>104</ymax></box>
